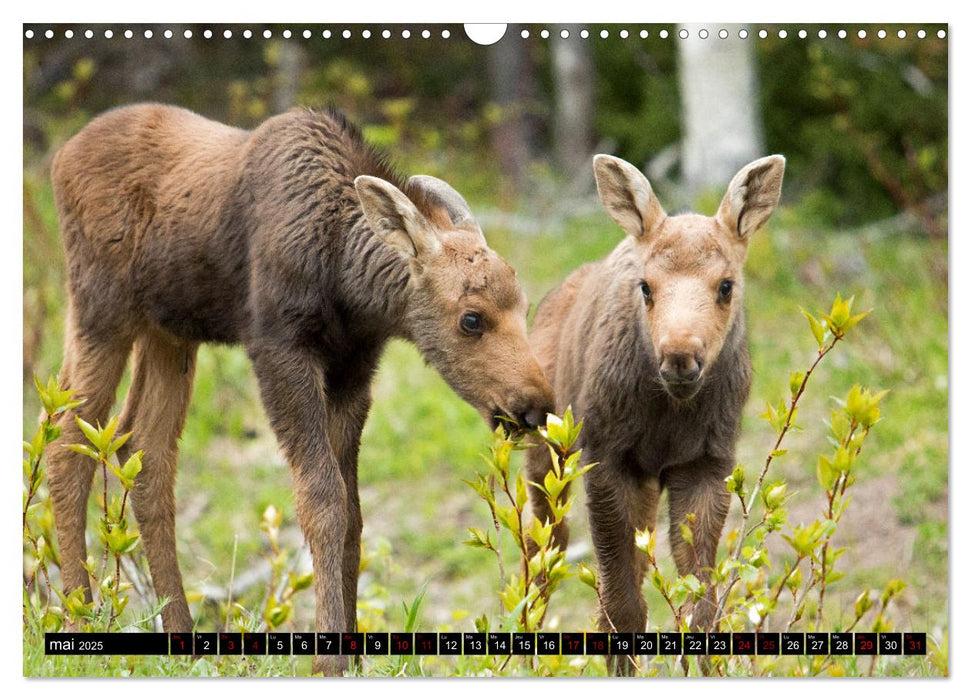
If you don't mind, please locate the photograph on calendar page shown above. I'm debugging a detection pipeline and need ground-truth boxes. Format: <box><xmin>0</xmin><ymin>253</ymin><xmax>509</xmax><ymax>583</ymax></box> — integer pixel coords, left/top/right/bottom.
<box><xmin>22</xmin><ymin>22</ymin><xmax>948</xmax><ymax>678</ymax></box>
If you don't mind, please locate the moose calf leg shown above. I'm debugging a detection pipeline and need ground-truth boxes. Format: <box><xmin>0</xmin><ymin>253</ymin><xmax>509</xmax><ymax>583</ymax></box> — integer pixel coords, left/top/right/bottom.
<box><xmin>118</xmin><ymin>333</ymin><xmax>198</xmax><ymax>632</ymax></box>
<box><xmin>664</xmin><ymin>458</ymin><xmax>732</xmax><ymax>634</ymax></box>
<box><xmin>586</xmin><ymin>468</ymin><xmax>660</xmax><ymax>675</ymax></box>
<box><xmin>47</xmin><ymin>314</ymin><xmax>131</xmax><ymax>607</ymax></box>
<box><xmin>325</xmin><ymin>388</ymin><xmax>371</xmax><ymax>635</ymax></box>
<box><xmin>250</xmin><ymin>341</ymin><xmax>349</xmax><ymax>676</ymax></box>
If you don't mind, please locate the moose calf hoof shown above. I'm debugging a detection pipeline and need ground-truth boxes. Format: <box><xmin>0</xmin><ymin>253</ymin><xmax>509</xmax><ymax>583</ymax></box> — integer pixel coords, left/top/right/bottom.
<box><xmin>312</xmin><ymin>654</ymin><xmax>348</xmax><ymax>677</ymax></box>
<box><xmin>608</xmin><ymin>653</ymin><xmax>637</xmax><ymax>677</ymax></box>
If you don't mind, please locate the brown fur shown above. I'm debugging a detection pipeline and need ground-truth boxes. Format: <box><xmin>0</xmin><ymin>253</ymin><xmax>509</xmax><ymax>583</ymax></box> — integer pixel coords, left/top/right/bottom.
<box><xmin>526</xmin><ymin>154</ymin><xmax>784</xmax><ymax>674</ymax></box>
<box><xmin>46</xmin><ymin>103</ymin><xmax>553</xmax><ymax>675</ymax></box>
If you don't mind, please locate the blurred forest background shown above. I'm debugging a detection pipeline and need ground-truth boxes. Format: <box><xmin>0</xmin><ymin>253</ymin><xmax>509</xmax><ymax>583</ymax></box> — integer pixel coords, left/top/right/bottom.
<box><xmin>23</xmin><ymin>23</ymin><xmax>947</xmax><ymax>675</ymax></box>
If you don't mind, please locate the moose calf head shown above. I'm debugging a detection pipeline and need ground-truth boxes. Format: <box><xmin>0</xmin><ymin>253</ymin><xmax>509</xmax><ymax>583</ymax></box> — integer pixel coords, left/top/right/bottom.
<box><xmin>355</xmin><ymin>174</ymin><xmax>554</xmax><ymax>430</ymax></box>
<box><xmin>593</xmin><ymin>154</ymin><xmax>785</xmax><ymax>401</ymax></box>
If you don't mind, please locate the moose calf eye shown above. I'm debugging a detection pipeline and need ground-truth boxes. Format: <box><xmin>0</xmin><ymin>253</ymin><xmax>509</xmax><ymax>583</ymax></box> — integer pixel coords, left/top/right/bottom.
<box><xmin>639</xmin><ymin>281</ymin><xmax>652</xmax><ymax>302</ymax></box>
<box><xmin>719</xmin><ymin>279</ymin><xmax>734</xmax><ymax>301</ymax></box>
<box><xmin>460</xmin><ymin>312</ymin><xmax>483</xmax><ymax>334</ymax></box>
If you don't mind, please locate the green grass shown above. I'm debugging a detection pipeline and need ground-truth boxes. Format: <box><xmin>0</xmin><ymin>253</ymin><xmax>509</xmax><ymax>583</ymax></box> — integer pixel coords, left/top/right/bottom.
<box><xmin>22</xmin><ymin>170</ymin><xmax>947</xmax><ymax>677</ymax></box>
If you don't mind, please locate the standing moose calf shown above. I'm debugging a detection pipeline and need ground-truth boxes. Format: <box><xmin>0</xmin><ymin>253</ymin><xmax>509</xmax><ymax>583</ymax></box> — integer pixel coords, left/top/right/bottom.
<box><xmin>527</xmin><ymin>153</ymin><xmax>785</xmax><ymax>672</ymax></box>
<box><xmin>46</xmin><ymin>103</ymin><xmax>553</xmax><ymax>675</ymax></box>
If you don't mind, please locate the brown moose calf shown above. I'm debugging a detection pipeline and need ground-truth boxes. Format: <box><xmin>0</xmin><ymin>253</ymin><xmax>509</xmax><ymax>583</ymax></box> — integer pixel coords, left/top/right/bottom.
<box><xmin>527</xmin><ymin>153</ymin><xmax>785</xmax><ymax>669</ymax></box>
<box><xmin>47</xmin><ymin>104</ymin><xmax>553</xmax><ymax>675</ymax></box>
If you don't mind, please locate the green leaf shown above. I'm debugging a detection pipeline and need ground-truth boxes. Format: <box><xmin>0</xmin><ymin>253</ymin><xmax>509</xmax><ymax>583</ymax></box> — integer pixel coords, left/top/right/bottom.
<box><xmin>495</xmin><ymin>505</ymin><xmax>521</xmax><ymax>538</ymax></box>
<box><xmin>107</xmin><ymin>431</ymin><xmax>133</xmax><ymax>457</ymax></box>
<box><xmin>577</xmin><ymin>563</ymin><xmax>598</xmax><ymax>590</ymax></box>
<box><xmin>650</xmin><ymin>569</ymin><xmax>668</xmax><ymax>596</ymax></box>
<box><xmin>66</xmin><ymin>443</ymin><xmax>99</xmax><ymax>461</ymax></box>
<box><xmin>816</xmin><ymin>455</ymin><xmax>836</xmax><ymax>491</ymax></box>
<box><xmin>59</xmin><ymin>586</ymin><xmax>96</xmax><ymax>621</ymax></box>
<box><xmin>121</xmin><ymin>451</ymin><xmax>143</xmax><ymax>484</ymax></box>
<box><xmin>75</xmin><ymin>416</ymin><xmax>103</xmax><ymax>453</ymax></box>
<box><xmin>28</xmin><ymin>425</ymin><xmax>46</xmax><ymax>459</ymax></box>
<box><xmin>289</xmin><ymin>571</ymin><xmax>314</xmax><ymax>592</ymax></box>
<box><xmin>35</xmin><ymin>375</ymin><xmax>85</xmax><ymax>417</ymax></box>
<box><xmin>42</xmin><ymin>607</ymin><xmax>65</xmax><ymax>633</ymax></box>
<box><xmin>473</xmin><ymin>613</ymin><xmax>489</xmax><ymax>634</ymax></box>
<box><xmin>880</xmin><ymin>579</ymin><xmax>906</xmax><ymax>607</ymax></box>
<box><xmin>801</xmin><ymin>307</ymin><xmax>826</xmax><ymax>348</ymax></box>
<box><xmin>786</xmin><ymin>565</ymin><xmax>803</xmax><ymax>592</ymax></box>
<box><xmin>106</xmin><ymin>528</ymin><xmax>141</xmax><ymax>555</ymax></box>
<box><xmin>550</xmin><ymin>495</ymin><xmax>576</xmax><ymax>523</ymax></box>
<box><xmin>527</xmin><ymin>519</ymin><xmax>552</xmax><ymax>551</ymax></box>
<box><xmin>681</xmin><ymin>574</ymin><xmax>705</xmax><ymax>599</ymax></box>
<box><xmin>678</xmin><ymin>521</ymin><xmax>695</xmax><ymax>546</ymax></box>
<box><xmin>540</xmin><ymin>470</ymin><xmax>564</xmax><ymax>504</ymax></box>
<box><xmin>634</xmin><ymin>528</ymin><xmax>656</xmax><ymax>557</ymax></box>
<box><xmin>99</xmin><ymin>417</ymin><xmax>120</xmax><ymax>454</ymax></box>
<box><xmin>514</xmin><ymin>471</ymin><xmax>528</xmax><ymax>510</ymax></box>
<box><xmin>789</xmin><ymin>372</ymin><xmax>805</xmax><ymax>398</ymax></box>
<box><xmin>829</xmin><ymin>294</ymin><xmax>853</xmax><ymax>330</ymax></box>
<box><xmin>725</xmin><ymin>464</ymin><xmax>747</xmax><ymax>497</ymax></box>
<box><xmin>543</xmin><ymin>413</ymin><xmax>568</xmax><ymax>449</ymax></box>
<box><xmin>465</xmin><ymin>527</ymin><xmax>493</xmax><ymax>550</ymax></box>
<box><xmin>842</xmin><ymin>311</ymin><xmax>869</xmax><ymax>333</ymax></box>
<box><xmin>402</xmin><ymin>587</ymin><xmax>425</xmax><ymax>633</ymax></box>
<box><xmin>264</xmin><ymin>596</ymin><xmax>293</xmax><ymax>629</ymax></box>
<box><xmin>763</xmin><ymin>482</ymin><xmax>788</xmax><ymax>510</ymax></box>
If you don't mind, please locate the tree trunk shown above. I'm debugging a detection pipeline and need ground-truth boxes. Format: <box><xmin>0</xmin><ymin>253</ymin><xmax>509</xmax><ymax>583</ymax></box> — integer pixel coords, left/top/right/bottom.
<box><xmin>678</xmin><ymin>24</ymin><xmax>764</xmax><ymax>195</ymax></box>
<box><xmin>273</xmin><ymin>40</ymin><xmax>306</xmax><ymax>113</ymax></box>
<box><xmin>487</xmin><ymin>25</ymin><xmax>537</xmax><ymax>188</ymax></box>
<box><xmin>551</xmin><ymin>25</ymin><xmax>595</xmax><ymax>176</ymax></box>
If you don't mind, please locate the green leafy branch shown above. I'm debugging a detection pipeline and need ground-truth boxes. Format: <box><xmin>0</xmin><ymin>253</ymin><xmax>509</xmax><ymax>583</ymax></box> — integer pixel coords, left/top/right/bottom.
<box><xmin>710</xmin><ymin>294</ymin><xmax>868</xmax><ymax>634</ymax></box>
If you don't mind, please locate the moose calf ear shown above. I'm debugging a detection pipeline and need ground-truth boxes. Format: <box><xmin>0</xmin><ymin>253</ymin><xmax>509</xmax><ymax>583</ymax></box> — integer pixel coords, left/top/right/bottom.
<box><xmin>717</xmin><ymin>155</ymin><xmax>786</xmax><ymax>239</ymax></box>
<box><xmin>593</xmin><ymin>154</ymin><xmax>666</xmax><ymax>240</ymax></box>
<box><xmin>406</xmin><ymin>175</ymin><xmax>484</xmax><ymax>240</ymax></box>
<box><xmin>355</xmin><ymin>175</ymin><xmax>442</xmax><ymax>260</ymax></box>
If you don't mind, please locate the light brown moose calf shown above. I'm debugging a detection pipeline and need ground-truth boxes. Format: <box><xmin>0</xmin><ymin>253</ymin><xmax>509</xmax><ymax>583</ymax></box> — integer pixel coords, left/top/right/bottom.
<box><xmin>526</xmin><ymin>153</ymin><xmax>785</xmax><ymax>672</ymax></box>
<box><xmin>47</xmin><ymin>103</ymin><xmax>553</xmax><ymax>675</ymax></box>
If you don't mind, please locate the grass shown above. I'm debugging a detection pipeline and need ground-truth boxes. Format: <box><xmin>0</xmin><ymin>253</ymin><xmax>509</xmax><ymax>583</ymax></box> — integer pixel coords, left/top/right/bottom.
<box><xmin>22</xmin><ymin>167</ymin><xmax>947</xmax><ymax>677</ymax></box>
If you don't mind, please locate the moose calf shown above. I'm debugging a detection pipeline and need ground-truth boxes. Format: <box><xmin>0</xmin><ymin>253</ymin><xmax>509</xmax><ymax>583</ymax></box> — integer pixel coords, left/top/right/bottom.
<box><xmin>46</xmin><ymin>104</ymin><xmax>553</xmax><ymax>675</ymax></box>
<box><xmin>527</xmin><ymin>153</ymin><xmax>785</xmax><ymax>671</ymax></box>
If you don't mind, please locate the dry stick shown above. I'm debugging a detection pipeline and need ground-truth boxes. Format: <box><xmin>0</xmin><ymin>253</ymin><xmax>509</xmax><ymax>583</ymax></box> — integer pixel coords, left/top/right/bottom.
<box><xmin>815</xmin><ymin>424</ymin><xmax>869</xmax><ymax>630</ymax></box>
<box><xmin>784</xmin><ymin>569</ymin><xmax>818</xmax><ymax>633</ymax></box>
<box><xmin>533</xmin><ymin>443</ymin><xmax>568</xmax><ymax>625</ymax></box>
<box><xmin>754</xmin><ymin>555</ymin><xmax>805</xmax><ymax>635</ymax></box>
<box><xmin>24</xmin><ymin>530</ymin><xmax>55</xmax><ymax>622</ymax></box>
<box><xmin>22</xmin><ymin>427</ymin><xmax>46</xmax><ymax>531</ymax></box>
<box><xmin>810</xmin><ymin>604</ymin><xmax>870</xmax><ymax>677</ymax></box>
<box><xmin>225</xmin><ymin>535</ymin><xmax>239</xmax><ymax>631</ymax></box>
<box><xmin>709</xmin><ymin>335</ymin><xmax>841</xmax><ymax>633</ymax></box>
<box><xmin>503</xmin><ymin>478</ymin><xmax>533</xmax><ymax>630</ymax></box>
<box><xmin>22</xmin><ymin>424</ymin><xmax>48</xmax><ymax>603</ymax></box>
<box><xmin>107</xmin><ymin>485</ymin><xmax>135</xmax><ymax>630</ymax></box>
<box><xmin>90</xmin><ymin>454</ymin><xmax>117</xmax><ymax>624</ymax></box>
<box><xmin>98</xmin><ymin>459</ymin><xmax>111</xmax><ymax>589</ymax></box>
<box><xmin>592</xmin><ymin>584</ymin><xmax>641</xmax><ymax>674</ymax></box>
<box><xmin>261</xmin><ymin>527</ymin><xmax>281</xmax><ymax>626</ymax></box>
<box><xmin>485</xmin><ymin>475</ymin><xmax>506</xmax><ymax>603</ymax></box>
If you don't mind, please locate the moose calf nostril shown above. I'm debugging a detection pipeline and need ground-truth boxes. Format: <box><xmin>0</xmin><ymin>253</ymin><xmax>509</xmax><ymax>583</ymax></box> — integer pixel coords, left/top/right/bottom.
<box><xmin>661</xmin><ymin>353</ymin><xmax>701</xmax><ymax>383</ymax></box>
<box><xmin>516</xmin><ymin>408</ymin><xmax>537</xmax><ymax>430</ymax></box>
